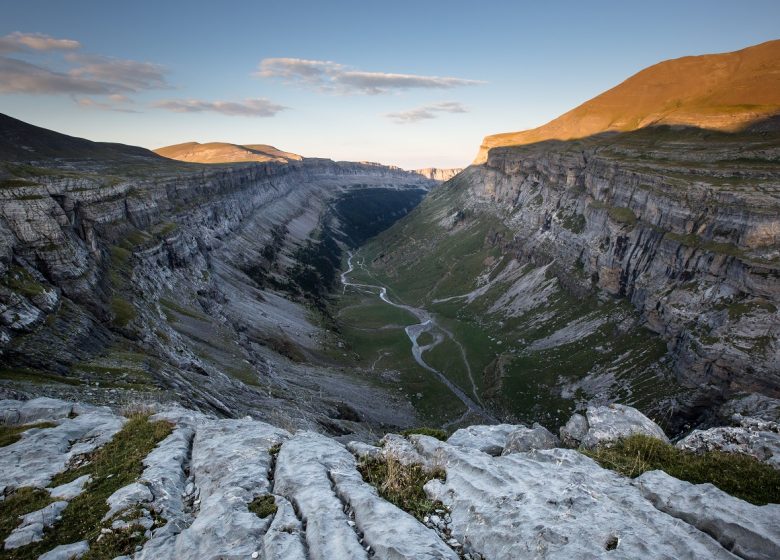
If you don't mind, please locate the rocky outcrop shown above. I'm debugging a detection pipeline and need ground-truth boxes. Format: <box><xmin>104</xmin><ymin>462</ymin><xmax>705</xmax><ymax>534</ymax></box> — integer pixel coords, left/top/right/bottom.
<box><xmin>676</xmin><ymin>415</ymin><xmax>780</xmax><ymax>469</ymax></box>
<box><xmin>413</xmin><ymin>168</ymin><xmax>463</xmax><ymax>182</ymax></box>
<box><xmin>1</xmin><ymin>397</ymin><xmax>777</xmax><ymax>560</ymax></box>
<box><xmin>636</xmin><ymin>470</ymin><xmax>780</xmax><ymax>560</ymax></box>
<box><xmin>562</xmin><ymin>403</ymin><xmax>670</xmax><ymax>449</ymax></box>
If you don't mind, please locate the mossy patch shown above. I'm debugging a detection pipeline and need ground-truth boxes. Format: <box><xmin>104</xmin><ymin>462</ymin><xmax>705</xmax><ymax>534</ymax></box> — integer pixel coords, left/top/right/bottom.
<box><xmin>607</xmin><ymin>206</ymin><xmax>637</xmax><ymax>226</ymax></box>
<box><xmin>358</xmin><ymin>457</ymin><xmax>445</xmax><ymax>521</ymax></box>
<box><xmin>248</xmin><ymin>495</ymin><xmax>277</xmax><ymax>518</ymax></box>
<box><xmin>584</xmin><ymin>434</ymin><xmax>780</xmax><ymax>505</ymax></box>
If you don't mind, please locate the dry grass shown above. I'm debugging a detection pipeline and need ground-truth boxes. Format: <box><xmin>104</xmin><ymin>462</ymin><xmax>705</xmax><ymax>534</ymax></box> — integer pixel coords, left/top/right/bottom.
<box><xmin>584</xmin><ymin>434</ymin><xmax>780</xmax><ymax>505</ymax></box>
<box><xmin>358</xmin><ymin>456</ymin><xmax>445</xmax><ymax>520</ymax></box>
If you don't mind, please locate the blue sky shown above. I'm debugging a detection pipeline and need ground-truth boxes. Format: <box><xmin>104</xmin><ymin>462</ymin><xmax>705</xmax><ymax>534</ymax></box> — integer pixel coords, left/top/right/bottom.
<box><xmin>1</xmin><ymin>0</ymin><xmax>778</xmax><ymax>168</ymax></box>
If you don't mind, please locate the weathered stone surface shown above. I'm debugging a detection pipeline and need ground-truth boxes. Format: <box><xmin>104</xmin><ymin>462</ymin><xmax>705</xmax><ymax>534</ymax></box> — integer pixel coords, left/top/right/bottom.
<box><xmin>676</xmin><ymin>415</ymin><xmax>780</xmax><ymax>468</ymax></box>
<box><xmin>446</xmin><ymin>424</ymin><xmax>518</xmax><ymax>455</ymax></box>
<box><xmin>49</xmin><ymin>475</ymin><xmax>91</xmax><ymax>500</ymax></box>
<box><xmin>636</xmin><ymin>470</ymin><xmax>780</xmax><ymax>560</ymax></box>
<box><xmin>276</xmin><ymin>431</ymin><xmax>455</xmax><ymax>560</ymax></box>
<box><xmin>345</xmin><ymin>440</ymin><xmax>382</xmax><ymax>461</ymax></box>
<box><xmin>3</xmin><ymin>397</ymin><xmax>776</xmax><ymax>560</ymax></box>
<box><xmin>559</xmin><ymin>413</ymin><xmax>588</xmax><ymax>447</ymax></box>
<box><xmin>260</xmin><ymin>495</ymin><xmax>306</xmax><ymax>560</ymax></box>
<box><xmin>502</xmin><ymin>423</ymin><xmax>560</xmax><ymax>455</ymax></box>
<box><xmin>0</xmin><ymin>404</ymin><xmax>125</xmax><ymax>491</ymax></box>
<box><xmin>104</xmin><ymin>482</ymin><xmax>153</xmax><ymax>521</ymax></box>
<box><xmin>274</xmin><ymin>431</ymin><xmax>370</xmax><ymax>560</ymax></box>
<box><xmin>37</xmin><ymin>541</ymin><xmax>89</xmax><ymax>560</ymax></box>
<box><xmin>4</xmin><ymin>500</ymin><xmax>68</xmax><ymax>549</ymax></box>
<box><xmin>415</xmin><ymin>435</ymin><xmax>738</xmax><ymax>560</ymax></box>
<box><xmin>721</xmin><ymin>394</ymin><xmax>780</xmax><ymax>423</ymax></box>
<box><xmin>0</xmin><ymin>397</ymin><xmax>73</xmax><ymax>424</ymax></box>
<box><xmin>380</xmin><ymin>433</ymin><xmax>432</xmax><ymax>466</ymax></box>
<box><xmin>581</xmin><ymin>404</ymin><xmax>669</xmax><ymax>449</ymax></box>
<box><xmin>138</xmin><ymin>418</ymin><xmax>288</xmax><ymax>560</ymax></box>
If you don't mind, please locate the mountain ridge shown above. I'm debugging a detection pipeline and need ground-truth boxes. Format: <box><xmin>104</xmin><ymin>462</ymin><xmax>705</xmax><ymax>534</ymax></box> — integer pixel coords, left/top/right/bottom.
<box><xmin>154</xmin><ymin>141</ymin><xmax>304</xmax><ymax>164</ymax></box>
<box><xmin>475</xmin><ymin>39</ymin><xmax>780</xmax><ymax>162</ymax></box>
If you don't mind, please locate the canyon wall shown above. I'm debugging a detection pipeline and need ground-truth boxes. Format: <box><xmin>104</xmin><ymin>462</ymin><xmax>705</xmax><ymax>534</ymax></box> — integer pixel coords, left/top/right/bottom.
<box><xmin>464</xmin><ymin>128</ymin><xmax>780</xmax><ymax>405</ymax></box>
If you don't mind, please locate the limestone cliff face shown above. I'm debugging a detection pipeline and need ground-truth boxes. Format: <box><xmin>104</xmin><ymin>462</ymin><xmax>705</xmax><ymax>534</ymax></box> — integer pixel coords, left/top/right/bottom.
<box><xmin>413</xmin><ymin>168</ymin><xmax>464</xmax><ymax>182</ymax></box>
<box><xmin>460</xmin><ymin>127</ymin><xmax>780</xmax><ymax>401</ymax></box>
<box><xmin>0</xmin><ymin>153</ymin><xmax>432</xmax><ymax>429</ymax></box>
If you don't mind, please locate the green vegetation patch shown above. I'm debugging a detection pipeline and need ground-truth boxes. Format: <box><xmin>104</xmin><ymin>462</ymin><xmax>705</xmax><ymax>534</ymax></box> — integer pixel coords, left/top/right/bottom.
<box><xmin>248</xmin><ymin>495</ymin><xmax>277</xmax><ymax>518</ymax></box>
<box><xmin>584</xmin><ymin>434</ymin><xmax>780</xmax><ymax>505</ymax></box>
<box><xmin>0</xmin><ymin>178</ymin><xmax>39</xmax><ymax>189</ymax></box>
<box><xmin>607</xmin><ymin>206</ymin><xmax>637</xmax><ymax>226</ymax></box>
<box><xmin>358</xmin><ymin>457</ymin><xmax>445</xmax><ymax>520</ymax></box>
<box><xmin>400</xmin><ymin>427</ymin><xmax>448</xmax><ymax>441</ymax></box>
<box><xmin>3</xmin><ymin>266</ymin><xmax>46</xmax><ymax>298</ymax></box>
<box><xmin>664</xmin><ymin>231</ymin><xmax>744</xmax><ymax>258</ymax></box>
<box><xmin>0</xmin><ymin>488</ymin><xmax>53</xmax><ymax>544</ymax></box>
<box><xmin>0</xmin><ymin>416</ymin><xmax>174</xmax><ymax>560</ymax></box>
<box><xmin>0</xmin><ymin>422</ymin><xmax>57</xmax><ymax>448</ymax></box>
<box><xmin>560</xmin><ymin>212</ymin><xmax>587</xmax><ymax>234</ymax></box>
<box><xmin>110</xmin><ymin>297</ymin><xmax>136</xmax><ymax>328</ymax></box>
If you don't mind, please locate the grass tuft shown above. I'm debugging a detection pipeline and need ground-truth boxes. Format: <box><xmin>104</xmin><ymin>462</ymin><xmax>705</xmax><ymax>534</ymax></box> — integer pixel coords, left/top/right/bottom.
<box><xmin>584</xmin><ymin>434</ymin><xmax>780</xmax><ymax>505</ymax></box>
<box><xmin>400</xmin><ymin>427</ymin><xmax>448</xmax><ymax>441</ymax></box>
<box><xmin>358</xmin><ymin>457</ymin><xmax>445</xmax><ymax>520</ymax></box>
<box><xmin>248</xmin><ymin>495</ymin><xmax>277</xmax><ymax>519</ymax></box>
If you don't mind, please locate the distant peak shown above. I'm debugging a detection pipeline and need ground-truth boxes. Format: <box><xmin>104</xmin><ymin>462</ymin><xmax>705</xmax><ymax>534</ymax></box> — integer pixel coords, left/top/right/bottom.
<box><xmin>154</xmin><ymin>141</ymin><xmax>304</xmax><ymax>164</ymax></box>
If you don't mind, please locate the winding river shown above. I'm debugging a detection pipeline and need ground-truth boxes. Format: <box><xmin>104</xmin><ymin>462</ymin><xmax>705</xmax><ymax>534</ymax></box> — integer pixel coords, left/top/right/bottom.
<box><xmin>341</xmin><ymin>252</ymin><xmax>495</xmax><ymax>425</ymax></box>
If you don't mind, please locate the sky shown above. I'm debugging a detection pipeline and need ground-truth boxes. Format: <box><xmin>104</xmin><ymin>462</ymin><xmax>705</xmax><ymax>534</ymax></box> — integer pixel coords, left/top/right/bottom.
<box><xmin>1</xmin><ymin>0</ymin><xmax>778</xmax><ymax>169</ymax></box>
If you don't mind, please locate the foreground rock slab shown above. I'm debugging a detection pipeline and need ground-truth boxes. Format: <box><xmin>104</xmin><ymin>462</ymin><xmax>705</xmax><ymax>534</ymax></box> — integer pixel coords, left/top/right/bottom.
<box><xmin>415</xmin><ymin>435</ymin><xmax>739</xmax><ymax>559</ymax></box>
<box><xmin>0</xmin><ymin>401</ymin><xmax>125</xmax><ymax>491</ymax></box>
<box><xmin>636</xmin><ymin>470</ymin><xmax>780</xmax><ymax>560</ymax></box>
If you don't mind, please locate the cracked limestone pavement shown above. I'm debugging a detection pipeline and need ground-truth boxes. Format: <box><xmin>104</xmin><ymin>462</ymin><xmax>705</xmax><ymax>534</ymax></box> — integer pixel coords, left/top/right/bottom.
<box><xmin>2</xmin><ymin>397</ymin><xmax>779</xmax><ymax>560</ymax></box>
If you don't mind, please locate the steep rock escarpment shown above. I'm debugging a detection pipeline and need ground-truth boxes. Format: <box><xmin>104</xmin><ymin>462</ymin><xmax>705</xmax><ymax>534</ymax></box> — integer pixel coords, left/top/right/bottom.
<box><xmin>466</xmin><ymin>126</ymin><xmax>780</xmax><ymax>406</ymax></box>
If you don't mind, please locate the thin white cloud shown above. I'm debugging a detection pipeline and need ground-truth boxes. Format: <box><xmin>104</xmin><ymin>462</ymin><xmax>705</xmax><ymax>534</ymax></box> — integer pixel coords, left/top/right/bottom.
<box><xmin>0</xmin><ymin>32</ymin><xmax>80</xmax><ymax>54</ymax></box>
<box><xmin>0</xmin><ymin>57</ymin><xmax>114</xmax><ymax>94</ymax></box>
<box><xmin>386</xmin><ymin>101</ymin><xmax>469</xmax><ymax>124</ymax></box>
<box><xmin>256</xmin><ymin>58</ymin><xmax>483</xmax><ymax>95</ymax></box>
<box><xmin>76</xmin><ymin>95</ymin><xmax>138</xmax><ymax>113</ymax></box>
<box><xmin>66</xmin><ymin>54</ymin><xmax>169</xmax><ymax>92</ymax></box>
<box><xmin>153</xmin><ymin>98</ymin><xmax>287</xmax><ymax>117</ymax></box>
<box><xmin>0</xmin><ymin>32</ymin><xmax>170</xmax><ymax>101</ymax></box>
